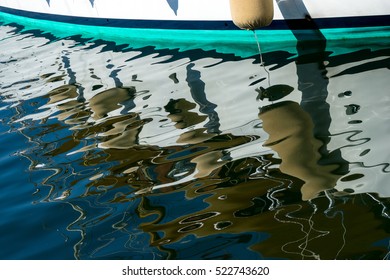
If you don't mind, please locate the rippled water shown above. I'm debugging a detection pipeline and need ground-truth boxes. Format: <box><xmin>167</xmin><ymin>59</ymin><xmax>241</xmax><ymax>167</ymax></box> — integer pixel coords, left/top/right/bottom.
<box><xmin>1</xmin><ymin>22</ymin><xmax>390</xmax><ymax>260</ymax></box>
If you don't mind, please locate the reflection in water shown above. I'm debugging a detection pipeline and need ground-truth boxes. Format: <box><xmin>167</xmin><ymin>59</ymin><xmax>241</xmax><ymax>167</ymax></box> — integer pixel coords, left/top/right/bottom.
<box><xmin>1</xmin><ymin>23</ymin><xmax>390</xmax><ymax>259</ymax></box>
<box><xmin>259</xmin><ymin>101</ymin><xmax>340</xmax><ymax>201</ymax></box>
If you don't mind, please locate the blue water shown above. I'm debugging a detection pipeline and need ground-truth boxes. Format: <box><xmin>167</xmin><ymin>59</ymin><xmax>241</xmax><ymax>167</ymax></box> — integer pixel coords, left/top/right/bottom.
<box><xmin>1</xmin><ymin>22</ymin><xmax>390</xmax><ymax>260</ymax></box>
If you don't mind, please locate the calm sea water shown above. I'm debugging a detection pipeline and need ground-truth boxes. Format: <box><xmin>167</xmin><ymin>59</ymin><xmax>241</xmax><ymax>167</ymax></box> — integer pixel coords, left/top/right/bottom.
<box><xmin>1</xmin><ymin>22</ymin><xmax>390</xmax><ymax>260</ymax></box>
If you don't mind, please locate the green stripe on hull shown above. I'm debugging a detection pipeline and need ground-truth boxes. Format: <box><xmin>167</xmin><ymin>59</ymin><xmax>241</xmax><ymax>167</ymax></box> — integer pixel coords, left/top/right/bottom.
<box><xmin>1</xmin><ymin>10</ymin><xmax>389</xmax><ymax>57</ymax></box>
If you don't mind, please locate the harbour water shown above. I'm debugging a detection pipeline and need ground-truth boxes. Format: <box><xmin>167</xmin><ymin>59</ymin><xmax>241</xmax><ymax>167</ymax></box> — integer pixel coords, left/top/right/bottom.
<box><xmin>0</xmin><ymin>22</ymin><xmax>389</xmax><ymax>260</ymax></box>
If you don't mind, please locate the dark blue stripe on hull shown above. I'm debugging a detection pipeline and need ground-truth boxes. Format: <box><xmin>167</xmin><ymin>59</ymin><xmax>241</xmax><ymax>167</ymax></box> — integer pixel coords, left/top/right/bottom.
<box><xmin>1</xmin><ymin>6</ymin><xmax>389</xmax><ymax>30</ymax></box>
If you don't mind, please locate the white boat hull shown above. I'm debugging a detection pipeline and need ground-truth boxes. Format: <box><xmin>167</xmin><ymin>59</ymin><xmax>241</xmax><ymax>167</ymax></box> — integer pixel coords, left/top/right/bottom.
<box><xmin>1</xmin><ymin>0</ymin><xmax>389</xmax><ymax>57</ymax></box>
<box><xmin>1</xmin><ymin>0</ymin><xmax>389</xmax><ymax>29</ymax></box>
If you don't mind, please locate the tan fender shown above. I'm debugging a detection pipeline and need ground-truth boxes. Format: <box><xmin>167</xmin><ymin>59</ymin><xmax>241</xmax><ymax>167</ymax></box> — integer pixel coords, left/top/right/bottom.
<box><xmin>230</xmin><ymin>0</ymin><xmax>274</xmax><ymax>30</ymax></box>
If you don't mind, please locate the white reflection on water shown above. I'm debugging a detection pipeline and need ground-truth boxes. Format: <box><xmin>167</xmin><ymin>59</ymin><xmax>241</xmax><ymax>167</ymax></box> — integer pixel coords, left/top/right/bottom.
<box><xmin>1</xmin><ymin>23</ymin><xmax>390</xmax><ymax>259</ymax></box>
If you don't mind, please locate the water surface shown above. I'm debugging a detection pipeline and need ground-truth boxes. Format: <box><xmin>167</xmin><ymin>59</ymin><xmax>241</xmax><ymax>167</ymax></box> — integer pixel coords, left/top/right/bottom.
<box><xmin>1</xmin><ymin>22</ymin><xmax>390</xmax><ymax>260</ymax></box>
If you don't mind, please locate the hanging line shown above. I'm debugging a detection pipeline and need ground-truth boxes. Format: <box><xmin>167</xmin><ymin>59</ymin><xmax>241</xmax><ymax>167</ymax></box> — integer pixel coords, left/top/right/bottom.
<box><xmin>253</xmin><ymin>30</ymin><xmax>271</xmax><ymax>87</ymax></box>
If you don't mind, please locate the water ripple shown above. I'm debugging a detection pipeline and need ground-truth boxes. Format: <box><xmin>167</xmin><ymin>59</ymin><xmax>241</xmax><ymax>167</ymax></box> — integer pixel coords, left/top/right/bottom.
<box><xmin>1</xmin><ymin>23</ymin><xmax>390</xmax><ymax>259</ymax></box>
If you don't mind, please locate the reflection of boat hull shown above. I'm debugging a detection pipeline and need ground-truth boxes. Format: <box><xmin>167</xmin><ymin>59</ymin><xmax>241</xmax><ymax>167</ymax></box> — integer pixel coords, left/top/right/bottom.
<box><xmin>0</xmin><ymin>0</ymin><xmax>390</xmax><ymax>56</ymax></box>
<box><xmin>2</xmin><ymin>21</ymin><xmax>390</xmax><ymax>259</ymax></box>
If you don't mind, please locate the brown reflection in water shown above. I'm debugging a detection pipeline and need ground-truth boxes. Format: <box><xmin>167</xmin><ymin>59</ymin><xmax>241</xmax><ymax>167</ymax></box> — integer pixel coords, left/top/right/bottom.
<box><xmin>38</xmin><ymin>83</ymin><xmax>390</xmax><ymax>260</ymax></box>
<box><xmin>47</xmin><ymin>85</ymin><xmax>78</xmax><ymax>104</ymax></box>
<box><xmin>165</xmin><ymin>98</ymin><xmax>207</xmax><ymax>130</ymax></box>
<box><xmin>191</xmin><ymin>150</ymin><xmax>227</xmax><ymax>178</ymax></box>
<box><xmin>40</xmin><ymin>84</ymin><xmax>160</xmax><ymax>201</ymax></box>
<box><xmin>132</xmin><ymin>97</ymin><xmax>388</xmax><ymax>259</ymax></box>
<box><xmin>165</xmin><ymin>98</ymin><xmax>214</xmax><ymax>144</ymax></box>
<box><xmin>89</xmin><ymin>87</ymin><xmax>136</xmax><ymax>120</ymax></box>
<box><xmin>46</xmin><ymin>84</ymin><xmax>146</xmax><ymax>150</ymax></box>
<box><xmin>42</xmin><ymin>83</ymin><xmax>244</xmax><ymax>197</ymax></box>
<box><xmin>254</xmin><ymin>193</ymin><xmax>390</xmax><ymax>259</ymax></box>
<box><xmin>140</xmin><ymin>163</ymin><xmax>288</xmax><ymax>244</ymax></box>
<box><xmin>138</xmin><ymin>156</ymin><xmax>390</xmax><ymax>259</ymax></box>
<box><xmin>259</xmin><ymin>101</ymin><xmax>341</xmax><ymax>201</ymax></box>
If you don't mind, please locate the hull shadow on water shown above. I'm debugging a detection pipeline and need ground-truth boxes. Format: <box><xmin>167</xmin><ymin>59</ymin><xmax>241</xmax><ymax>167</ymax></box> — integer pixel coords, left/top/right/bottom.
<box><xmin>1</xmin><ymin>21</ymin><xmax>390</xmax><ymax>259</ymax></box>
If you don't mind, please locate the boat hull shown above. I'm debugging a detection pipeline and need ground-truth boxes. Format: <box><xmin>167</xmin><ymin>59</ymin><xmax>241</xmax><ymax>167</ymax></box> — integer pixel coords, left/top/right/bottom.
<box><xmin>1</xmin><ymin>0</ymin><xmax>390</xmax><ymax>29</ymax></box>
<box><xmin>1</xmin><ymin>0</ymin><xmax>390</xmax><ymax>56</ymax></box>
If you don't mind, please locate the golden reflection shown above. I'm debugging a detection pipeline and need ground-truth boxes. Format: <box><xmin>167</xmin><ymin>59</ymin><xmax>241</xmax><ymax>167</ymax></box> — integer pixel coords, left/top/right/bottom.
<box><xmin>140</xmin><ymin>171</ymin><xmax>284</xmax><ymax>245</ymax></box>
<box><xmin>47</xmin><ymin>85</ymin><xmax>78</xmax><ymax>104</ymax></box>
<box><xmin>259</xmin><ymin>101</ymin><xmax>341</xmax><ymax>201</ymax></box>
<box><xmin>89</xmin><ymin>87</ymin><xmax>136</xmax><ymax>120</ymax></box>
<box><xmin>191</xmin><ymin>150</ymin><xmax>228</xmax><ymax>178</ymax></box>
<box><xmin>32</xmin><ymin>82</ymin><xmax>390</xmax><ymax>260</ymax></box>
<box><xmin>4</xmin><ymin>25</ymin><xmax>389</xmax><ymax>260</ymax></box>
<box><xmin>165</xmin><ymin>98</ymin><xmax>214</xmax><ymax>144</ymax></box>
<box><xmin>165</xmin><ymin>98</ymin><xmax>207</xmax><ymax>130</ymax></box>
<box><xmin>138</xmin><ymin>172</ymin><xmax>390</xmax><ymax>259</ymax></box>
<box><xmin>131</xmin><ymin>97</ymin><xmax>387</xmax><ymax>259</ymax></box>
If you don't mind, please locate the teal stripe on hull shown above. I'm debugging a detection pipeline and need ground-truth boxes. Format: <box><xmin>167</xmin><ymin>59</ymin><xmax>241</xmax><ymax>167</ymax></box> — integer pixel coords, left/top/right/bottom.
<box><xmin>1</xmin><ymin>10</ymin><xmax>389</xmax><ymax>57</ymax></box>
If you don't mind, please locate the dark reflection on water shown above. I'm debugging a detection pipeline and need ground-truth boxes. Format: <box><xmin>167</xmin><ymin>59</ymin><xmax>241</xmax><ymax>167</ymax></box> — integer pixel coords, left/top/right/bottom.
<box><xmin>1</xmin><ymin>22</ymin><xmax>390</xmax><ymax>260</ymax></box>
